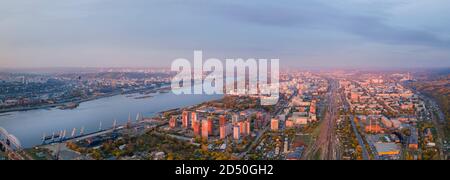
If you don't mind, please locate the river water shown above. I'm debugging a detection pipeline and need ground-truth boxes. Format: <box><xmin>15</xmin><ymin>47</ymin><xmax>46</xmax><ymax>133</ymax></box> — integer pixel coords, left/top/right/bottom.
<box><xmin>0</xmin><ymin>92</ymin><xmax>222</xmax><ymax>148</ymax></box>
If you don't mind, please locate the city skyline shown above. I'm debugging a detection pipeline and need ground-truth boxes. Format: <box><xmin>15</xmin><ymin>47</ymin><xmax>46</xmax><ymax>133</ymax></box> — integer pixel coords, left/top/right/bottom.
<box><xmin>1</xmin><ymin>0</ymin><xmax>450</xmax><ymax>68</ymax></box>
<box><xmin>2</xmin><ymin>68</ymin><xmax>448</xmax><ymax>161</ymax></box>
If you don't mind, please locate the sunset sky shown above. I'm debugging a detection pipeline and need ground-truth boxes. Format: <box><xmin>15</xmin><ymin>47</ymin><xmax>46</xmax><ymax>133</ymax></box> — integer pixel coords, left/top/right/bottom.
<box><xmin>1</xmin><ymin>0</ymin><xmax>450</xmax><ymax>68</ymax></box>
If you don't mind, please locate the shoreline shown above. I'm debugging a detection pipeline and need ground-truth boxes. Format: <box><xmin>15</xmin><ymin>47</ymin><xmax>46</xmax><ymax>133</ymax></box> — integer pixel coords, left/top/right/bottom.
<box><xmin>0</xmin><ymin>92</ymin><xmax>122</xmax><ymax>114</ymax></box>
<box><xmin>0</xmin><ymin>84</ymin><xmax>171</xmax><ymax>114</ymax></box>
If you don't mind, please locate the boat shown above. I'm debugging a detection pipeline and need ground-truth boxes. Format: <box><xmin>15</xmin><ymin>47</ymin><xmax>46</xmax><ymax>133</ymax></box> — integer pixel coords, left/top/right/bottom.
<box><xmin>134</xmin><ymin>95</ymin><xmax>153</xmax><ymax>100</ymax></box>
<box><xmin>58</xmin><ymin>102</ymin><xmax>79</xmax><ymax>110</ymax></box>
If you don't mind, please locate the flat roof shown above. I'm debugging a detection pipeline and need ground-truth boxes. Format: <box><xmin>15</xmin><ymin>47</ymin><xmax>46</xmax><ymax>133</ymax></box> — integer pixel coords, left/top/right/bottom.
<box><xmin>374</xmin><ymin>143</ymin><xmax>401</xmax><ymax>154</ymax></box>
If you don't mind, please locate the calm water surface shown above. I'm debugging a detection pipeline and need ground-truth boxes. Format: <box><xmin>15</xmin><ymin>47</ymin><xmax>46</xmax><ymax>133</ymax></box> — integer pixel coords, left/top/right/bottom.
<box><xmin>0</xmin><ymin>92</ymin><xmax>222</xmax><ymax>148</ymax></box>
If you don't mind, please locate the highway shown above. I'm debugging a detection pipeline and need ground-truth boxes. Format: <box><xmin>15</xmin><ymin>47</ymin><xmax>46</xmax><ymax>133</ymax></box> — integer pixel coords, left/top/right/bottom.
<box><xmin>405</xmin><ymin>83</ymin><xmax>447</xmax><ymax>160</ymax></box>
<box><xmin>339</xmin><ymin>82</ymin><xmax>371</xmax><ymax>160</ymax></box>
<box><xmin>349</xmin><ymin>115</ymin><xmax>370</xmax><ymax>160</ymax></box>
<box><xmin>418</xmin><ymin>94</ymin><xmax>446</xmax><ymax>160</ymax></box>
<box><xmin>340</xmin><ymin>86</ymin><xmax>370</xmax><ymax>160</ymax></box>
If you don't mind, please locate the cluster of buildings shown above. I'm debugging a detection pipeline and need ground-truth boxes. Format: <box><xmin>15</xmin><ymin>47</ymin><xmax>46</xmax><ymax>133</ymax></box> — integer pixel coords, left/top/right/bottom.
<box><xmin>342</xmin><ymin>77</ymin><xmax>418</xmax><ymax>115</ymax></box>
<box><xmin>251</xmin><ymin>72</ymin><xmax>327</xmax><ymax>160</ymax></box>
<box><xmin>0</xmin><ymin>71</ymin><xmax>172</xmax><ymax>110</ymax></box>
<box><xmin>168</xmin><ymin>109</ymin><xmax>271</xmax><ymax>143</ymax></box>
<box><xmin>340</xmin><ymin>73</ymin><xmax>434</xmax><ymax>159</ymax></box>
<box><xmin>0</xmin><ymin>75</ymin><xmax>70</xmax><ymax>108</ymax></box>
<box><xmin>271</xmin><ymin>75</ymin><xmax>325</xmax><ymax>131</ymax></box>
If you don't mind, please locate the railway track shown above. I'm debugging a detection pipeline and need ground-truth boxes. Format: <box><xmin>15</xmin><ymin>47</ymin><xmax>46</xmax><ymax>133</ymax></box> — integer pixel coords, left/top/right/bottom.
<box><xmin>303</xmin><ymin>79</ymin><xmax>340</xmax><ymax>160</ymax></box>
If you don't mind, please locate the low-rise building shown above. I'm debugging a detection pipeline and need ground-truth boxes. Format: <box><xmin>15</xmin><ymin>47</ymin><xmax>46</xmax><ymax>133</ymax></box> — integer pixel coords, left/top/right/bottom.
<box><xmin>374</xmin><ymin>143</ymin><xmax>401</xmax><ymax>156</ymax></box>
<box><xmin>409</xmin><ymin>127</ymin><xmax>419</xmax><ymax>150</ymax></box>
<box><xmin>271</xmin><ymin>118</ymin><xmax>279</xmax><ymax>131</ymax></box>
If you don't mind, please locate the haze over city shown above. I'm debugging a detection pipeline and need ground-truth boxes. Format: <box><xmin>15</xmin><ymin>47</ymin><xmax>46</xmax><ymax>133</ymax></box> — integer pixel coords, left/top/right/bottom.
<box><xmin>1</xmin><ymin>0</ymin><xmax>450</xmax><ymax>68</ymax></box>
<box><xmin>1</xmin><ymin>0</ymin><xmax>450</xmax><ymax>165</ymax></box>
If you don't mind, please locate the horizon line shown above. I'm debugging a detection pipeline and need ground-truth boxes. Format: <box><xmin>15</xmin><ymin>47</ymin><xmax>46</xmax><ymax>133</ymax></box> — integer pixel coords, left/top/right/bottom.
<box><xmin>1</xmin><ymin>66</ymin><xmax>449</xmax><ymax>72</ymax></box>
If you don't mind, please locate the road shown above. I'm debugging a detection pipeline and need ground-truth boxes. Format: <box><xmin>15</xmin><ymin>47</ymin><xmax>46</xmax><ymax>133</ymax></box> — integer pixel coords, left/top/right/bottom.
<box><xmin>239</xmin><ymin>89</ymin><xmax>297</xmax><ymax>159</ymax></box>
<box><xmin>420</xmin><ymin>94</ymin><xmax>446</xmax><ymax>160</ymax></box>
<box><xmin>349</xmin><ymin>115</ymin><xmax>370</xmax><ymax>160</ymax></box>
<box><xmin>339</xmin><ymin>82</ymin><xmax>371</xmax><ymax>160</ymax></box>
<box><xmin>303</xmin><ymin>79</ymin><xmax>340</xmax><ymax>160</ymax></box>
<box><xmin>0</xmin><ymin>140</ymin><xmax>26</xmax><ymax>160</ymax></box>
<box><xmin>404</xmin><ymin>83</ymin><xmax>447</xmax><ymax>160</ymax></box>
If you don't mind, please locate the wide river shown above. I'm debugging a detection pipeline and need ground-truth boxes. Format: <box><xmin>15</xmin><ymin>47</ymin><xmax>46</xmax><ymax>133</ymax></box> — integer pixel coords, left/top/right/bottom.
<box><xmin>0</xmin><ymin>92</ymin><xmax>222</xmax><ymax>148</ymax></box>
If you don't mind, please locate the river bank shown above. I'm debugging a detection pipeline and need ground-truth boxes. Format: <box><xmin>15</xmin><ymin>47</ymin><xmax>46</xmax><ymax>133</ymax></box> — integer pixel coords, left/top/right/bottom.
<box><xmin>0</xmin><ymin>84</ymin><xmax>171</xmax><ymax>114</ymax></box>
<box><xmin>0</xmin><ymin>89</ymin><xmax>222</xmax><ymax>148</ymax></box>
